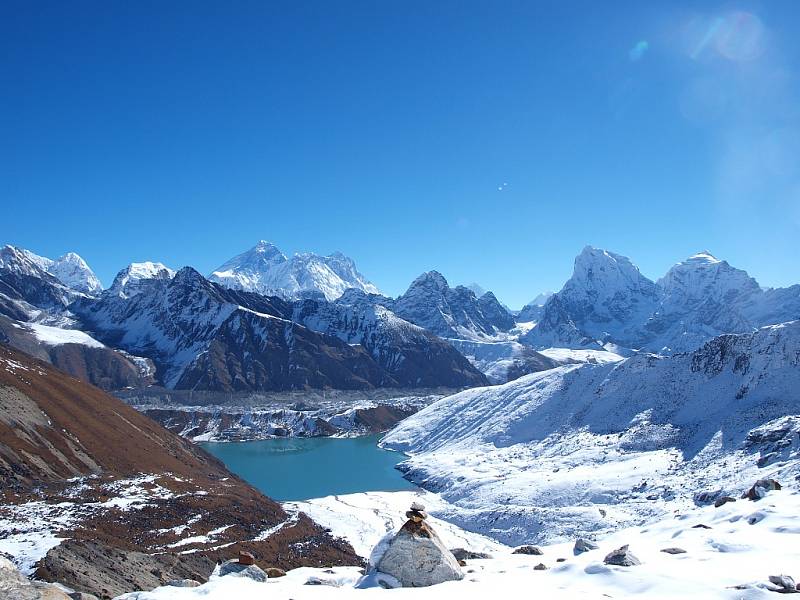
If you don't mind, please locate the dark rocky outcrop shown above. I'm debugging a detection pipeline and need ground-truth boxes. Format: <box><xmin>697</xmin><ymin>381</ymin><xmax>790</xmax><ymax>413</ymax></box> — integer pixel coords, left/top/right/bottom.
<box><xmin>37</xmin><ymin>541</ymin><xmax>215</xmax><ymax>599</ymax></box>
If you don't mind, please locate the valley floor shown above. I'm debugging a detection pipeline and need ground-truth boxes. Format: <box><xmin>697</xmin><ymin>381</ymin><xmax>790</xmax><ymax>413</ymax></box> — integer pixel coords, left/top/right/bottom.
<box><xmin>119</xmin><ymin>487</ymin><xmax>800</xmax><ymax>599</ymax></box>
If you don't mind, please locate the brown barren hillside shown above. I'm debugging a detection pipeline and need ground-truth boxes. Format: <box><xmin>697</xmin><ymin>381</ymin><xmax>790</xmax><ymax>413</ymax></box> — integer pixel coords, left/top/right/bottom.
<box><xmin>0</xmin><ymin>344</ymin><xmax>361</xmax><ymax>598</ymax></box>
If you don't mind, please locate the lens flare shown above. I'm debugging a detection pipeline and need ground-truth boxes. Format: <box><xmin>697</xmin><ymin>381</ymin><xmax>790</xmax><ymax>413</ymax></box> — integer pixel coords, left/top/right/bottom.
<box><xmin>629</xmin><ymin>40</ymin><xmax>649</xmax><ymax>62</ymax></box>
<box><xmin>686</xmin><ymin>11</ymin><xmax>764</xmax><ymax>62</ymax></box>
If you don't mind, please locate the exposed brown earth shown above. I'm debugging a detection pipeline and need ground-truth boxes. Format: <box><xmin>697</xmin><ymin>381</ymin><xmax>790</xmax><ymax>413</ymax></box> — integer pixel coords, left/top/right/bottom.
<box><xmin>0</xmin><ymin>345</ymin><xmax>361</xmax><ymax>597</ymax></box>
<box><xmin>0</xmin><ymin>315</ymin><xmax>153</xmax><ymax>391</ymax></box>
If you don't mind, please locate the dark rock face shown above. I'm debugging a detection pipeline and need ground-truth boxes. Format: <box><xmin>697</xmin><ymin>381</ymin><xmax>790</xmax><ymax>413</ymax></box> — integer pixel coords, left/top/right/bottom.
<box><xmin>293</xmin><ymin>293</ymin><xmax>488</xmax><ymax>388</ymax></box>
<box><xmin>37</xmin><ymin>541</ymin><xmax>216</xmax><ymax>600</ymax></box>
<box><xmin>0</xmin><ymin>246</ymin><xmax>80</xmax><ymax>319</ymax></box>
<box><xmin>391</xmin><ymin>271</ymin><xmax>514</xmax><ymax>339</ymax></box>
<box><xmin>743</xmin><ymin>479</ymin><xmax>781</xmax><ymax>501</ymax></box>
<box><xmin>74</xmin><ymin>268</ymin><xmax>486</xmax><ymax>392</ymax></box>
<box><xmin>714</xmin><ymin>496</ymin><xmax>737</xmax><ymax>508</ymax></box>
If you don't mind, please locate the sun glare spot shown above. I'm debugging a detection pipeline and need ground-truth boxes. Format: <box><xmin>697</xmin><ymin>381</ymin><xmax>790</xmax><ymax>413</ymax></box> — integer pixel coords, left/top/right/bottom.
<box><xmin>629</xmin><ymin>40</ymin><xmax>649</xmax><ymax>62</ymax></box>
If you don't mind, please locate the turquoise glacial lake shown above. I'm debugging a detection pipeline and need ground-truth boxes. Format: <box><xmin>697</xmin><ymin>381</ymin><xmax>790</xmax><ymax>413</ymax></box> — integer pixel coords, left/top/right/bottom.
<box><xmin>201</xmin><ymin>435</ymin><xmax>416</xmax><ymax>501</ymax></box>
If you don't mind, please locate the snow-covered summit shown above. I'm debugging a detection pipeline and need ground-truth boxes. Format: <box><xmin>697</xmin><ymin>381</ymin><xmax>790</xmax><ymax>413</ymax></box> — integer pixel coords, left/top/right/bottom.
<box><xmin>523</xmin><ymin>246</ymin><xmax>660</xmax><ymax>349</ymax></box>
<box><xmin>209</xmin><ymin>241</ymin><xmax>380</xmax><ymax>301</ymax></box>
<box><xmin>1</xmin><ymin>245</ymin><xmax>102</xmax><ymax>295</ymax></box>
<box><xmin>391</xmin><ymin>271</ymin><xmax>515</xmax><ymax>340</ymax></box>
<box><xmin>46</xmin><ymin>252</ymin><xmax>103</xmax><ymax>295</ymax></box>
<box><xmin>109</xmin><ymin>261</ymin><xmax>176</xmax><ymax>298</ymax></box>
<box><xmin>516</xmin><ymin>291</ymin><xmax>554</xmax><ymax>322</ymax></box>
<box><xmin>522</xmin><ymin>247</ymin><xmax>800</xmax><ymax>353</ymax></box>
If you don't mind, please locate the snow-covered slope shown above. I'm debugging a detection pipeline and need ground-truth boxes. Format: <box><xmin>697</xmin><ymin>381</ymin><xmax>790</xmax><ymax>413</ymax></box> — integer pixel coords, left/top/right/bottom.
<box><xmin>523</xmin><ymin>247</ymin><xmax>800</xmax><ymax>353</ymax></box>
<box><xmin>121</xmin><ymin>485</ymin><xmax>800</xmax><ymax>599</ymax></box>
<box><xmin>109</xmin><ymin>261</ymin><xmax>175</xmax><ymax>298</ymax></box>
<box><xmin>209</xmin><ymin>240</ymin><xmax>380</xmax><ymax>301</ymax></box>
<box><xmin>390</xmin><ymin>271</ymin><xmax>515</xmax><ymax>340</ymax></box>
<box><xmin>383</xmin><ymin>322</ymin><xmax>800</xmax><ymax>545</ymax></box>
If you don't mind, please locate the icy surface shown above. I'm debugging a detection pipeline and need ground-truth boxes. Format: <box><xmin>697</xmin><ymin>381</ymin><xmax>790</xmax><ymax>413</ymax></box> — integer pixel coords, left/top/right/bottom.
<box><xmin>16</xmin><ymin>322</ymin><xmax>106</xmax><ymax>348</ymax></box>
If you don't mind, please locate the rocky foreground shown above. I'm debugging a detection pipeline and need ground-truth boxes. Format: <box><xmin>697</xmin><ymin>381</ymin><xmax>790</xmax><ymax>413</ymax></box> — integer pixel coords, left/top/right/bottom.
<box><xmin>3</xmin><ymin>482</ymin><xmax>794</xmax><ymax>599</ymax></box>
<box><xmin>0</xmin><ymin>346</ymin><xmax>361</xmax><ymax>598</ymax></box>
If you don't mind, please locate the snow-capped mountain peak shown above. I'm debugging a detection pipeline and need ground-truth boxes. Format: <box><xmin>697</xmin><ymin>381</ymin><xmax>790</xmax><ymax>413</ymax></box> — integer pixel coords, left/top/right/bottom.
<box><xmin>110</xmin><ymin>261</ymin><xmax>176</xmax><ymax>298</ymax></box>
<box><xmin>685</xmin><ymin>250</ymin><xmax>721</xmax><ymax>264</ymax></box>
<box><xmin>1</xmin><ymin>245</ymin><xmax>102</xmax><ymax>295</ymax></box>
<box><xmin>0</xmin><ymin>245</ymin><xmax>52</xmax><ymax>278</ymax></box>
<box><xmin>208</xmin><ymin>241</ymin><xmax>379</xmax><ymax>301</ymax></box>
<box><xmin>392</xmin><ymin>270</ymin><xmax>514</xmax><ymax>339</ymax></box>
<box><xmin>570</xmin><ymin>246</ymin><xmax>655</xmax><ymax>297</ymax></box>
<box><xmin>522</xmin><ymin>246</ymin><xmax>661</xmax><ymax>349</ymax></box>
<box><xmin>47</xmin><ymin>252</ymin><xmax>103</xmax><ymax>295</ymax></box>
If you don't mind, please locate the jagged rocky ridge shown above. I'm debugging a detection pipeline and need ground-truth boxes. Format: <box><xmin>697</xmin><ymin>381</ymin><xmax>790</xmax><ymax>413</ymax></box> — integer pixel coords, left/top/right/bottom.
<box><xmin>522</xmin><ymin>247</ymin><xmax>800</xmax><ymax>353</ymax></box>
<box><xmin>73</xmin><ymin>267</ymin><xmax>486</xmax><ymax>392</ymax></box>
<box><xmin>0</xmin><ymin>244</ymin><xmax>487</xmax><ymax>392</ymax></box>
<box><xmin>389</xmin><ymin>271</ymin><xmax>515</xmax><ymax>340</ymax></box>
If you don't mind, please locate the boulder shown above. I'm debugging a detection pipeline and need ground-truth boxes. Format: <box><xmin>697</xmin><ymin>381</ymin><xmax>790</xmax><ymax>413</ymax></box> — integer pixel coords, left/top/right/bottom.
<box><xmin>533</xmin><ymin>563</ymin><xmax>548</xmax><ymax>571</ymax></box>
<box><xmin>744</xmin><ymin>479</ymin><xmax>782</xmax><ymax>501</ymax></box>
<box><xmin>450</xmin><ymin>548</ymin><xmax>492</xmax><ymax>561</ymax></box>
<box><xmin>574</xmin><ymin>538</ymin><xmax>599</xmax><ymax>554</ymax></box>
<box><xmin>603</xmin><ymin>545</ymin><xmax>641</xmax><ymax>567</ymax></box>
<box><xmin>660</xmin><ymin>547</ymin><xmax>687</xmax><ymax>555</ymax></box>
<box><xmin>237</xmin><ymin>551</ymin><xmax>255</xmax><ymax>566</ymax></box>
<box><xmin>373</xmin><ymin>503</ymin><xmax>463</xmax><ymax>587</ymax></box>
<box><xmin>216</xmin><ymin>559</ymin><xmax>267</xmax><ymax>582</ymax></box>
<box><xmin>513</xmin><ymin>545</ymin><xmax>543</xmax><ymax>555</ymax></box>
<box><xmin>0</xmin><ymin>556</ymin><xmax>72</xmax><ymax>600</ymax></box>
<box><xmin>265</xmin><ymin>568</ymin><xmax>286</xmax><ymax>578</ymax></box>
<box><xmin>714</xmin><ymin>496</ymin><xmax>736</xmax><ymax>508</ymax></box>
<box><xmin>768</xmin><ymin>574</ymin><xmax>796</xmax><ymax>592</ymax></box>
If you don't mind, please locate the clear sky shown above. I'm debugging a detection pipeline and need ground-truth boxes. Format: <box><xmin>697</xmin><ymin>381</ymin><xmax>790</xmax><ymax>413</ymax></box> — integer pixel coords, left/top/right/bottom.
<box><xmin>2</xmin><ymin>1</ymin><xmax>799</xmax><ymax>308</ymax></box>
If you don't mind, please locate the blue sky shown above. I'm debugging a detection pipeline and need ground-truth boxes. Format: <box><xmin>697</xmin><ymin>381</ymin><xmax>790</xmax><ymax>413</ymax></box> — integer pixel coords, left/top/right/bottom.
<box><xmin>2</xmin><ymin>1</ymin><xmax>799</xmax><ymax>308</ymax></box>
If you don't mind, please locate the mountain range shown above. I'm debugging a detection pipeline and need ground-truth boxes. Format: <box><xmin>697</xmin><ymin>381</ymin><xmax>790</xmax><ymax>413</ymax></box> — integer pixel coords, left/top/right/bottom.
<box><xmin>1</xmin><ymin>240</ymin><xmax>799</xmax><ymax>393</ymax></box>
<box><xmin>209</xmin><ymin>240</ymin><xmax>380</xmax><ymax>301</ymax></box>
<box><xmin>523</xmin><ymin>247</ymin><xmax>800</xmax><ymax>353</ymax></box>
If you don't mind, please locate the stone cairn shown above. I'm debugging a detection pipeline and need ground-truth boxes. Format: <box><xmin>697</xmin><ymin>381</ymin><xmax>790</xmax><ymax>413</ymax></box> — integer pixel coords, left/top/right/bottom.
<box><xmin>406</xmin><ymin>501</ymin><xmax>427</xmax><ymax>523</ymax></box>
<box><xmin>374</xmin><ymin>501</ymin><xmax>464</xmax><ymax>587</ymax></box>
